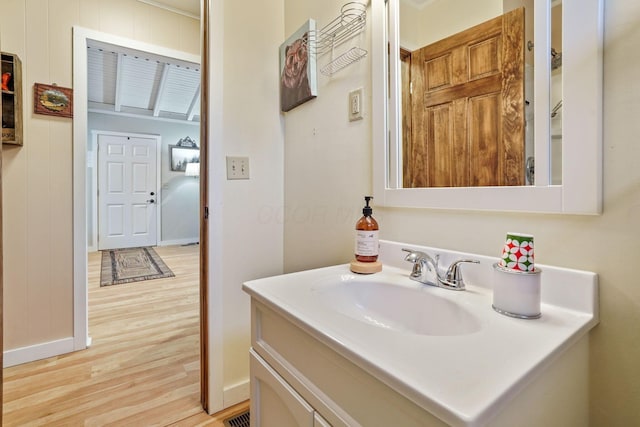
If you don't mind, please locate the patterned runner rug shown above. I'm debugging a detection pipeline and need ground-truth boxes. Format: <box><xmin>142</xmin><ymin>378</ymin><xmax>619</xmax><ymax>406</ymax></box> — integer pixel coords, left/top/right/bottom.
<box><xmin>100</xmin><ymin>247</ymin><xmax>175</xmax><ymax>287</ymax></box>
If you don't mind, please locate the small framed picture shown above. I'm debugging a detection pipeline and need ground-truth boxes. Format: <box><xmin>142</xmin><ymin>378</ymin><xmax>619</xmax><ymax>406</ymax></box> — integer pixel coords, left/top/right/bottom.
<box><xmin>170</xmin><ymin>145</ymin><xmax>200</xmax><ymax>172</ymax></box>
<box><xmin>34</xmin><ymin>83</ymin><xmax>73</xmax><ymax>118</ymax></box>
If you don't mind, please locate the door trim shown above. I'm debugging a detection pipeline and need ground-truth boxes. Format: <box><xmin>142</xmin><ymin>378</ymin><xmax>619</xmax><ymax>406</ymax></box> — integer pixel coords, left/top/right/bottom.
<box><xmin>203</xmin><ymin>0</ymin><xmax>228</xmax><ymax>412</ymax></box>
<box><xmin>199</xmin><ymin>0</ymin><xmax>210</xmax><ymax>411</ymax></box>
<box><xmin>92</xmin><ymin>130</ymin><xmax>162</xmax><ymax>252</ymax></box>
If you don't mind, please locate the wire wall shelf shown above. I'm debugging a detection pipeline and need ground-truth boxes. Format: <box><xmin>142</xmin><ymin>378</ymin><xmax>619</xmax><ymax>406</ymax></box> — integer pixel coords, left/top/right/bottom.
<box><xmin>307</xmin><ymin>1</ymin><xmax>368</xmax><ymax>76</ymax></box>
<box><xmin>320</xmin><ymin>47</ymin><xmax>368</xmax><ymax>76</ymax></box>
<box><xmin>309</xmin><ymin>2</ymin><xmax>366</xmax><ymax>56</ymax></box>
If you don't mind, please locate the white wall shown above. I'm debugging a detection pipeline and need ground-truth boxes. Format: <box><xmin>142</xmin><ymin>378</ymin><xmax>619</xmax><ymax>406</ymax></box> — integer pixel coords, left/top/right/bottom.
<box><xmin>88</xmin><ymin>113</ymin><xmax>200</xmax><ymax>246</ymax></box>
<box><xmin>283</xmin><ymin>0</ymin><xmax>640</xmax><ymax>424</ymax></box>
<box><xmin>206</xmin><ymin>0</ymin><xmax>285</xmax><ymax>412</ymax></box>
<box><xmin>400</xmin><ymin>0</ymin><xmax>502</xmax><ymax>50</ymax></box>
<box><xmin>283</xmin><ymin>0</ymin><xmax>372</xmax><ymax>272</ymax></box>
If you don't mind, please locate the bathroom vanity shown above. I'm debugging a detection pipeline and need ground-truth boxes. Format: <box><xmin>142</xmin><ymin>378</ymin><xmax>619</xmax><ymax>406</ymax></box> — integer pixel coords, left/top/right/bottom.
<box><xmin>243</xmin><ymin>240</ymin><xmax>598</xmax><ymax>426</ymax></box>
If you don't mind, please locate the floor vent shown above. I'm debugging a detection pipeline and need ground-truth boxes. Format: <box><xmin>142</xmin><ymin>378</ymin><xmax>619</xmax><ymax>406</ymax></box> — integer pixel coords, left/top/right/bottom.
<box><xmin>224</xmin><ymin>411</ymin><xmax>250</xmax><ymax>427</ymax></box>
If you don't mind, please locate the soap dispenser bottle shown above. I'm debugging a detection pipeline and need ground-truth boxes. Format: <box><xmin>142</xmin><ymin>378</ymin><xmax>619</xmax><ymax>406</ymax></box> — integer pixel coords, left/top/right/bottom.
<box><xmin>355</xmin><ymin>196</ymin><xmax>379</xmax><ymax>262</ymax></box>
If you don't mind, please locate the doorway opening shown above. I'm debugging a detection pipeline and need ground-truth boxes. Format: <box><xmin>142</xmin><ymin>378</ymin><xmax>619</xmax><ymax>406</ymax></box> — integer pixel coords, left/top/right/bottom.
<box><xmin>72</xmin><ymin>27</ymin><xmax>205</xmax><ymax>420</ymax></box>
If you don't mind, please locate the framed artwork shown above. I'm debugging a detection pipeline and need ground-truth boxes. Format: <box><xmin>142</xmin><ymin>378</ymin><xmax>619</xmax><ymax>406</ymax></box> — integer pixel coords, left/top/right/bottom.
<box><xmin>176</xmin><ymin>135</ymin><xmax>198</xmax><ymax>148</ymax></box>
<box><xmin>280</xmin><ymin>19</ymin><xmax>317</xmax><ymax>112</ymax></box>
<box><xmin>170</xmin><ymin>145</ymin><xmax>200</xmax><ymax>172</ymax></box>
<box><xmin>33</xmin><ymin>83</ymin><xmax>73</xmax><ymax>118</ymax></box>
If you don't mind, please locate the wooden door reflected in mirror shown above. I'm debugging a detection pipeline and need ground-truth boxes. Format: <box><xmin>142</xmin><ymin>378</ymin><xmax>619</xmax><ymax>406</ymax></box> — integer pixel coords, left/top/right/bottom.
<box><xmin>402</xmin><ymin>8</ymin><xmax>525</xmax><ymax>188</ymax></box>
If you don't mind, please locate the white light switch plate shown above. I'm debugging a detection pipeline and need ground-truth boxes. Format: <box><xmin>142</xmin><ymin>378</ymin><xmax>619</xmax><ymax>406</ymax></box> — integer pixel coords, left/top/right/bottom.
<box><xmin>349</xmin><ymin>88</ymin><xmax>364</xmax><ymax>121</ymax></box>
<box><xmin>226</xmin><ymin>156</ymin><xmax>250</xmax><ymax>180</ymax></box>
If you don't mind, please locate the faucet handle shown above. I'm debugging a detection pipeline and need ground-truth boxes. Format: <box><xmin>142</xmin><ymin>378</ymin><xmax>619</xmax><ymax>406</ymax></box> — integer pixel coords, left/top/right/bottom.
<box><xmin>402</xmin><ymin>248</ymin><xmax>429</xmax><ymax>263</ymax></box>
<box><xmin>444</xmin><ymin>259</ymin><xmax>480</xmax><ymax>285</ymax></box>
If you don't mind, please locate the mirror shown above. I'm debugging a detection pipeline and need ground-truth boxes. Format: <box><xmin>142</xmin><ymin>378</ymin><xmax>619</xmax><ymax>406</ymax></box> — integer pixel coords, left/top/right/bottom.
<box><xmin>372</xmin><ymin>0</ymin><xmax>603</xmax><ymax>213</ymax></box>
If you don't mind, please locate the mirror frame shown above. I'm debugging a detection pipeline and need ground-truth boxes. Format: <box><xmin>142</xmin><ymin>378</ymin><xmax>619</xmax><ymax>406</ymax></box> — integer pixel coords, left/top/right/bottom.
<box><xmin>372</xmin><ymin>0</ymin><xmax>603</xmax><ymax>214</ymax></box>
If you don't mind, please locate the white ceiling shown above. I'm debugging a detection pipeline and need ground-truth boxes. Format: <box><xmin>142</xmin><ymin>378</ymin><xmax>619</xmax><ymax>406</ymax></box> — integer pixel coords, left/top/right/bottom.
<box><xmin>87</xmin><ymin>40</ymin><xmax>201</xmax><ymax>123</ymax></box>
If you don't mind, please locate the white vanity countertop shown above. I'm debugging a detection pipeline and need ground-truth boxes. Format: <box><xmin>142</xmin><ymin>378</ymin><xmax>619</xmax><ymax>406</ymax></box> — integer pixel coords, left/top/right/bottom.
<box><xmin>243</xmin><ymin>240</ymin><xmax>599</xmax><ymax>426</ymax></box>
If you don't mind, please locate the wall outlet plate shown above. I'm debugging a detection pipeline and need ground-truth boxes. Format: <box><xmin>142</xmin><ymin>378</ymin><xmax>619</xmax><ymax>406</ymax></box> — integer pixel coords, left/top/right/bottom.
<box><xmin>349</xmin><ymin>88</ymin><xmax>364</xmax><ymax>121</ymax></box>
<box><xmin>226</xmin><ymin>156</ymin><xmax>250</xmax><ymax>180</ymax></box>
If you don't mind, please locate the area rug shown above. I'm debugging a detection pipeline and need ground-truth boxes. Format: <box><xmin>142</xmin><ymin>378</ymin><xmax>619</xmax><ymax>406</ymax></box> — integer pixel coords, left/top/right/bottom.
<box><xmin>100</xmin><ymin>247</ymin><xmax>175</xmax><ymax>287</ymax></box>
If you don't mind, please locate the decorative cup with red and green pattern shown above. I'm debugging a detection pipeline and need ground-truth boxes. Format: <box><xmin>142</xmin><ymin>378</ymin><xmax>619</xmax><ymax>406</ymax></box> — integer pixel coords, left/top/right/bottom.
<box><xmin>499</xmin><ymin>232</ymin><xmax>535</xmax><ymax>272</ymax></box>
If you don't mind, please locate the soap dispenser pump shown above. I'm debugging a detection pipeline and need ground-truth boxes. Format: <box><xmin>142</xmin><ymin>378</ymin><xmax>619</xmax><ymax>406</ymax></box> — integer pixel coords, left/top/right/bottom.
<box><xmin>351</xmin><ymin>196</ymin><xmax>382</xmax><ymax>274</ymax></box>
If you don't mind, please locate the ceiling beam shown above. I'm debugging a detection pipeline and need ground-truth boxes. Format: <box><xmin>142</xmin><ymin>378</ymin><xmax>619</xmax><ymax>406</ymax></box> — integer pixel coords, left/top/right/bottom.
<box><xmin>152</xmin><ymin>63</ymin><xmax>170</xmax><ymax>117</ymax></box>
<box><xmin>186</xmin><ymin>84</ymin><xmax>201</xmax><ymax>121</ymax></box>
<box><xmin>114</xmin><ymin>53</ymin><xmax>124</xmax><ymax>112</ymax></box>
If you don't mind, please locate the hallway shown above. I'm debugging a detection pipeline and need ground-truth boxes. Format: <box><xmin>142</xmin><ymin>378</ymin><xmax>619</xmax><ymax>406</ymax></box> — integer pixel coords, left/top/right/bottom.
<box><xmin>1</xmin><ymin>245</ymin><xmax>230</xmax><ymax>425</ymax></box>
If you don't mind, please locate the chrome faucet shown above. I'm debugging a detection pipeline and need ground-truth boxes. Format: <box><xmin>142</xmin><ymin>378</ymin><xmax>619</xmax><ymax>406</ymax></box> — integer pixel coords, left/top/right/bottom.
<box><xmin>402</xmin><ymin>249</ymin><xmax>439</xmax><ymax>285</ymax></box>
<box><xmin>402</xmin><ymin>248</ymin><xmax>480</xmax><ymax>291</ymax></box>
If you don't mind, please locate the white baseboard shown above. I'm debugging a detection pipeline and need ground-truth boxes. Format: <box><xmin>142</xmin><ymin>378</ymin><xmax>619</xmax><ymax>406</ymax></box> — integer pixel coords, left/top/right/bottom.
<box><xmin>3</xmin><ymin>337</ymin><xmax>76</xmax><ymax>368</ymax></box>
<box><xmin>223</xmin><ymin>379</ymin><xmax>250</xmax><ymax>407</ymax></box>
<box><xmin>89</xmin><ymin>239</ymin><xmax>198</xmax><ymax>251</ymax></box>
<box><xmin>159</xmin><ymin>238</ymin><xmax>199</xmax><ymax>247</ymax></box>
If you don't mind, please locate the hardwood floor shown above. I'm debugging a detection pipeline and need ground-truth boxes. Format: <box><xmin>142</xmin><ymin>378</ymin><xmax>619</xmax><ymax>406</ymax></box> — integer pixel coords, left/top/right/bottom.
<box><xmin>2</xmin><ymin>245</ymin><xmax>248</xmax><ymax>426</ymax></box>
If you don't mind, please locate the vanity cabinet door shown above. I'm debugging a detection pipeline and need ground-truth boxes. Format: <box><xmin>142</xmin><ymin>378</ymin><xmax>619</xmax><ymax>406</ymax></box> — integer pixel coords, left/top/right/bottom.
<box><xmin>250</xmin><ymin>350</ymin><xmax>315</xmax><ymax>427</ymax></box>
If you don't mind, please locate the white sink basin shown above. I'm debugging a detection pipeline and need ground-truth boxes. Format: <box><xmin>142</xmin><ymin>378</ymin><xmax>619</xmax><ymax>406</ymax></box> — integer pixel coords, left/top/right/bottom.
<box><xmin>312</xmin><ymin>278</ymin><xmax>481</xmax><ymax>336</ymax></box>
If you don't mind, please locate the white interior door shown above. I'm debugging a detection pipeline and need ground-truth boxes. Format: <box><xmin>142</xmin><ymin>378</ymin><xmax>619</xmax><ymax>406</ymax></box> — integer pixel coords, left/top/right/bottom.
<box><xmin>98</xmin><ymin>133</ymin><xmax>158</xmax><ymax>250</ymax></box>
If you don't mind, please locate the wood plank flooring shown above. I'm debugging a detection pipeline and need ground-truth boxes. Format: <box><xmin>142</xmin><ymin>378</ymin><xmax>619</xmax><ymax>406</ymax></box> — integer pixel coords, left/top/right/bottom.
<box><xmin>3</xmin><ymin>245</ymin><xmax>248</xmax><ymax>426</ymax></box>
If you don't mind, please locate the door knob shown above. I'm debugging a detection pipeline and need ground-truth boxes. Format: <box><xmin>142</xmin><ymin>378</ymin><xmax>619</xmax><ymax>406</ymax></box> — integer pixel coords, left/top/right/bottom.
<box><xmin>150</xmin><ymin>191</ymin><xmax>155</xmax><ymax>196</ymax></box>
<box><xmin>147</xmin><ymin>199</ymin><xmax>155</xmax><ymax>203</ymax></box>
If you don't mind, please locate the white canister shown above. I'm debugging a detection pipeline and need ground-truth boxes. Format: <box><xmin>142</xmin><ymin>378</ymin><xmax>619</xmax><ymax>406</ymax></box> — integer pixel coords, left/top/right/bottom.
<box><xmin>492</xmin><ymin>263</ymin><xmax>542</xmax><ymax>319</ymax></box>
